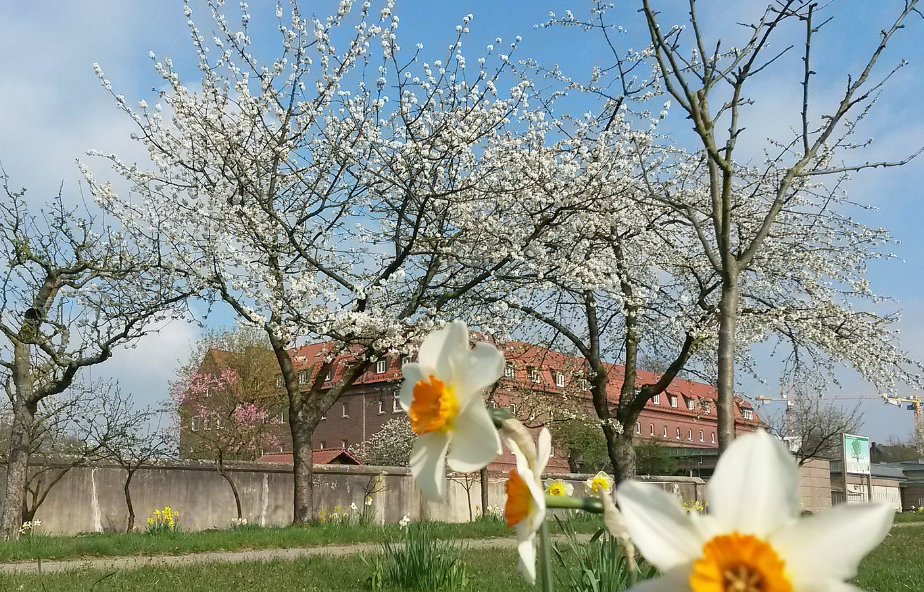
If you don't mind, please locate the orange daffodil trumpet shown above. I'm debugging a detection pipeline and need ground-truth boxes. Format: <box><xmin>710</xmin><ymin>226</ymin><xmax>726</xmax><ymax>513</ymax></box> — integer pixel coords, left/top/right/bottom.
<box><xmin>503</xmin><ymin>427</ymin><xmax>551</xmax><ymax>585</ymax></box>
<box><xmin>616</xmin><ymin>430</ymin><xmax>894</xmax><ymax>592</ymax></box>
<box><xmin>399</xmin><ymin>321</ymin><xmax>504</xmax><ymax>501</ymax></box>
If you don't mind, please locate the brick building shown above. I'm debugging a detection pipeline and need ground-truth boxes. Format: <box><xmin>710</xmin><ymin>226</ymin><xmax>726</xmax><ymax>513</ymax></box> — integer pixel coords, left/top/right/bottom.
<box><xmin>181</xmin><ymin>339</ymin><xmax>761</xmax><ymax>470</ymax></box>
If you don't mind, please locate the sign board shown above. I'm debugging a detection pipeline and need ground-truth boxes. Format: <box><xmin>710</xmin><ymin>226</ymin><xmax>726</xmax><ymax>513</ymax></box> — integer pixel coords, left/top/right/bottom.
<box><xmin>842</xmin><ymin>433</ymin><xmax>871</xmax><ymax>475</ymax></box>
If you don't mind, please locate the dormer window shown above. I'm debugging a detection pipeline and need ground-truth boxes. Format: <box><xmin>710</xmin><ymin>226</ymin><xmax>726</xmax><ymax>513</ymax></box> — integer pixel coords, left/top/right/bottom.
<box><xmin>686</xmin><ymin>398</ymin><xmax>695</xmax><ymax>411</ymax></box>
<box><xmin>275</xmin><ymin>376</ymin><xmax>283</xmax><ymax>388</ymax></box>
<box><xmin>579</xmin><ymin>378</ymin><xmax>590</xmax><ymax>390</ymax></box>
<box><xmin>326</xmin><ymin>367</ymin><xmax>333</xmax><ymax>381</ymax></box>
<box><xmin>702</xmin><ymin>400</ymin><xmax>712</xmax><ymax>414</ymax></box>
<box><xmin>669</xmin><ymin>395</ymin><xmax>678</xmax><ymax>408</ymax></box>
<box><xmin>554</xmin><ymin>372</ymin><xmax>565</xmax><ymax>388</ymax></box>
<box><xmin>504</xmin><ymin>363</ymin><xmax>515</xmax><ymax>378</ymax></box>
<box><xmin>652</xmin><ymin>394</ymin><xmax>660</xmax><ymax>405</ymax></box>
<box><xmin>298</xmin><ymin>371</ymin><xmax>308</xmax><ymax>385</ymax></box>
<box><xmin>528</xmin><ymin>367</ymin><xmax>542</xmax><ymax>384</ymax></box>
<box><xmin>743</xmin><ymin>408</ymin><xmax>754</xmax><ymax>420</ymax></box>
<box><xmin>376</xmin><ymin>358</ymin><xmax>388</xmax><ymax>374</ymax></box>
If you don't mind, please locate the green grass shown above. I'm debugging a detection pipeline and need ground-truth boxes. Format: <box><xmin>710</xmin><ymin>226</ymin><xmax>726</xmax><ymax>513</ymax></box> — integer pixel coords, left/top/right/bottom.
<box><xmin>0</xmin><ymin>519</ymin><xmax>601</xmax><ymax>564</ymax></box>
<box><xmin>1</xmin><ymin>549</ymin><xmax>532</xmax><ymax>591</ymax></box>
<box><xmin>892</xmin><ymin>511</ymin><xmax>924</xmax><ymax>523</ymax></box>
<box><xmin>855</xmin><ymin>524</ymin><xmax>924</xmax><ymax>591</ymax></box>
<box><xmin>0</xmin><ymin>524</ymin><xmax>919</xmax><ymax>592</ymax></box>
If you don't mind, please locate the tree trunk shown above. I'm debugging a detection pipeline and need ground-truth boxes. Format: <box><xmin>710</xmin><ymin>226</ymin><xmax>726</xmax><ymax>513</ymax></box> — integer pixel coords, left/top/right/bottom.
<box><xmin>291</xmin><ymin>416</ymin><xmax>314</xmax><ymax>525</ymax></box>
<box><xmin>611</xmin><ymin>429</ymin><xmax>638</xmax><ymax>483</ymax></box>
<box><xmin>217</xmin><ymin>455</ymin><xmax>243</xmax><ymax>520</ymax></box>
<box><xmin>0</xmin><ymin>398</ymin><xmax>36</xmax><ymax>540</ymax></box>
<box><xmin>479</xmin><ymin>467</ymin><xmax>489</xmax><ymax>511</ymax></box>
<box><xmin>124</xmin><ymin>468</ymin><xmax>136</xmax><ymax>533</ymax></box>
<box><xmin>716</xmin><ymin>280</ymin><xmax>740</xmax><ymax>452</ymax></box>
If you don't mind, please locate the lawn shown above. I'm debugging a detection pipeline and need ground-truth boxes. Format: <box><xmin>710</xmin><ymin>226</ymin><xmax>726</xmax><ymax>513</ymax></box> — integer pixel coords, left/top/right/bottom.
<box><xmin>892</xmin><ymin>511</ymin><xmax>924</xmax><ymax>523</ymax></box>
<box><xmin>0</xmin><ymin>523</ymin><xmax>920</xmax><ymax>591</ymax></box>
<box><xmin>0</xmin><ymin>518</ymin><xmax>603</xmax><ymax>563</ymax></box>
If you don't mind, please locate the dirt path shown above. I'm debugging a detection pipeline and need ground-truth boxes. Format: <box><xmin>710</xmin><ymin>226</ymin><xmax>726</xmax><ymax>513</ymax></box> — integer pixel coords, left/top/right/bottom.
<box><xmin>0</xmin><ymin>535</ymin><xmax>577</xmax><ymax>575</ymax></box>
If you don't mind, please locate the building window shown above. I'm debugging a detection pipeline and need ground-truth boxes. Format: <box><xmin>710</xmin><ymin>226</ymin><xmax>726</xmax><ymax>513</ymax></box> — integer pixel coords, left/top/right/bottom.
<box><xmin>554</xmin><ymin>371</ymin><xmax>565</xmax><ymax>388</ymax></box>
<box><xmin>687</xmin><ymin>429</ymin><xmax>692</xmax><ymax>441</ymax></box>
<box><xmin>504</xmin><ymin>363</ymin><xmax>515</xmax><ymax>378</ymax></box>
<box><xmin>635</xmin><ymin>422</ymin><xmax>641</xmax><ymax>435</ymax></box>
<box><xmin>669</xmin><ymin>395</ymin><xmax>678</xmax><ymax>408</ymax></box>
<box><xmin>528</xmin><ymin>367</ymin><xmax>542</xmax><ymax>384</ymax></box>
<box><xmin>342</xmin><ymin>403</ymin><xmax>349</xmax><ymax>418</ymax></box>
<box><xmin>326</xmin><ymin>367</ymin><xmax>333</xmax><ymax>381</ymax></box>
<box><xmin>376</xmin><ymin>358</ymin><xmax>388</xmax><ymax>374</ymax></box>
<box><xmin>393</xmin><ymin>392</ymin><xmax>401</xmax><ymax>412</ymax></box>
<box><xmin>702</xmin><ymin>400</ymin><xmax>711</xmax><ymax>414</ymax></box>
<box><xmin>508</xmin><ymin>403</ymin><xmax>517</xmax><ymax>416</ymax></box>
<box><xmin>649</xmin><ymin>424</ymin><xmax>655</xmax><ymax>436</ymax></box>
<box><xmin>652</xmin><ymin>394</ymin><xmax>660</xmax><ymax>405</ymax></box>
<box><xmin>699</xmin><ymin>430</ymin><xmax>704</xmax><ymax>442</ymax></box>
<box><xmin>662</xmin><ymin>426</ymin><xmax>668</xmax><ymax>438</ymax></box>
<box><xmin>549</xmin><ymin>446</ymin><xmax>554</xmax><ymax>458</ymax></box>
<box><xmin>319</xmin><ymin>441</ymin><xmax>326</xmax><ymax>449</ymax></box>
<box><xmin>378</xmin><ymin>400</ymin><xmax>385</xmax><ymax>414</ymax></box>
<box><xmin>203</xmin><ymin>417</ymin><xmax>211</xmax><ymax>431</ymax></box>
<box><xmin>298</xmin><ymin>371</ymin><xmax>308</xmax><ymax>385</ymax></box>
<box><xmin>686</xmin><ymin>398</ymin><xmax>695</xmax><ymax>411</ymax></box>
<box><xmin>190</xmin><ymin>418</ymin><xmax>198</xmax><ymax>432</ymax></box>
<box><xmin>341</xmin><ymin>439</ymin><xmax>348</xmax><ymax>448</ymax></box>
<box><xmin>488</xmin><ymin>400</ymin><xmax>498</xmax><ymax>410</ymax></box>
<box><xmin>675</xmin><ymin>427</ymin><xmax>681</xmax><ymax>440</ymax></box>
<box><xmin>579</xmin><ymin>378</ymin><xmax>590</xmax><ymax>390</ymax></box>
<box><xmin>711</xmin><ymin>432</ymin><xmax>716</xmax><ymax>444</ymax></box>
<box><xmin>275</xmin><ymin>376</ymin><xmax>283</xmax><ymax>388</ymax></box>
<box><xmin>401</xmin><ymin>355</ymin><xmax>411</xmax><ymax>366</ymax></box>
<box><xmin>743</xmin><ymin>409</ymin><xmax>753</xmax><ymax>420</ymax></box>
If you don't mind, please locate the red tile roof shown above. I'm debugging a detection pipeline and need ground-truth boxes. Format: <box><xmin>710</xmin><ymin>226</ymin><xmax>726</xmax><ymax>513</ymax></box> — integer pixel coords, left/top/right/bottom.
<box><xmin>259</xmin><ymin>448</ymin><xmax>363</xmax><ymax>465</ymax></box>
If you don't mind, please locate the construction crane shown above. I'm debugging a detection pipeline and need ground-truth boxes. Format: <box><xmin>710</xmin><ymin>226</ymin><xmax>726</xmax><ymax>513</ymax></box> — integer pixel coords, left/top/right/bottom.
<box><xmin>881</xmin><ymin>394</ymin><xmax>924</xmax><ymax>454</ymax></box>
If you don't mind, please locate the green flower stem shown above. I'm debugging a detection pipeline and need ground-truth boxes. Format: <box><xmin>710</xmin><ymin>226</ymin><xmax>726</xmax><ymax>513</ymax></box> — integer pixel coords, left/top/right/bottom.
<box><xmin>539</xmin><ymin>519</ymin><xmax>554</xmax><ymax>592</ymax></box>
<box><xmin>544</xmin><ymin>494</ymin><xmax>604</xmax><ymax>514</ymax></box>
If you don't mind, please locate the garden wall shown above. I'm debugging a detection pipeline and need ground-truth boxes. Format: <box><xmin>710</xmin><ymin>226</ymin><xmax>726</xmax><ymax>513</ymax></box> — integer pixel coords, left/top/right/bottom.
<box><xmin>0</xmin><ymin>460</ymin><xmax>705</xmax><ymax>535</ymax></box>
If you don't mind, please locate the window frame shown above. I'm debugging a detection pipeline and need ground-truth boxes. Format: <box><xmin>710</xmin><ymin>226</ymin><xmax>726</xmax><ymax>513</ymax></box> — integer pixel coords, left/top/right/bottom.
<box><xmin>376</xmin><ymin>358</ymin><xmax>388</xmax><ymax>374</ymax></box>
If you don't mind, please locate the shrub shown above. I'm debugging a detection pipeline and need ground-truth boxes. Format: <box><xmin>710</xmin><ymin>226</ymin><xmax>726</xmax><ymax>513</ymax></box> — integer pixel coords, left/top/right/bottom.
<box><xmin>368</xmin><ymin>521</ymin><xmax>468</xmax><ymax>590</ymax></box>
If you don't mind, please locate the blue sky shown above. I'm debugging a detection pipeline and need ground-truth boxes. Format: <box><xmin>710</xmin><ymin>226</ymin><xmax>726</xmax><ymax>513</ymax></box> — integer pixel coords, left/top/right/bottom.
<box><xmin>1</xmin><ymin>1</ymin><xmax>922</xmax><ymax>443</ymax></box>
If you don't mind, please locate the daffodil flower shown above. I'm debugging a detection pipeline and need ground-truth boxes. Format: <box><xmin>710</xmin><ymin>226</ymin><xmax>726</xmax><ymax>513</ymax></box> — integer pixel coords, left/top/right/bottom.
<box><xmin>616</xmin><ymin>430</ymin><xmax>894</xmax><ymax>592</ymax></box>
<box><xmin>585</xmin><ymin>471</ymin><xmax>613</xmax><ymax>494</ymax></box>
<box><xmin>545</xmin><ymin>478</ymin><xmax>574</xmax><ymax>497</ymax></box>
<box><xmin>400</xmin><ymin>321</ymin><xmax>504</xmax><ymax>501</ymax></box>
<box><xmin>504</xmin><ymin>427</ymin><xmax>551</xmax><ymax>585</ymax></box>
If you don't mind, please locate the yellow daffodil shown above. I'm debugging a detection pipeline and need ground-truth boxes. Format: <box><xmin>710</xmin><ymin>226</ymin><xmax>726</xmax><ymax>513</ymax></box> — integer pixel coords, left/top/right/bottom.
<box><xmin>616</xmin><ymin>430</ymin><xmax>894</xmax><ymax>592</ymax></box>
<box><xmin>400</xmin><ymin>321</ymin><xmax>504</xmax><ymax>501</ymax></box>
<box><xmin>585</xmin><ymin>471</ymin><xmax>613</xmax><ymax>494</ymax></box>
<box><xmin>544</xmin><ymin>478</ymin><xmax>574</xmax><ymax>497</ymax></box>
<box><xmin>503</xmin><ymin>427</ymin><xmax>551</xmax><ymax>585</ymax></box>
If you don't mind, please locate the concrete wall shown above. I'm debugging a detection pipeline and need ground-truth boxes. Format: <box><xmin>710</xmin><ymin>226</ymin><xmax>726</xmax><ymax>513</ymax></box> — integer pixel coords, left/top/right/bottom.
<box><xmin>799</xmin><ymin>458</ymin><xmax>832</xmax><ymax>513</ymax></box>
<box><xmin>0</xmin><ymin>461</ymin><xmax>705</xmax><ymax>535</ymax></box>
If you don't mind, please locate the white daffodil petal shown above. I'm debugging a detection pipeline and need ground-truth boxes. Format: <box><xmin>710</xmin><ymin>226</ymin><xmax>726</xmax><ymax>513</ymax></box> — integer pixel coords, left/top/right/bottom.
<box><xmin>616</xmin><ymin>480</ymin><xmax>705</xmax><ymax>572</ymax></box>
<box><xmin>409</xmin><ymin>431</ymin><xmax>450</xmax><ymax>502</ymax></box>
<box><xmin>446</xmin><ymin>402</ymin><xmax>502</xmax><ymax>472</ymax></box>
<box><xmin>707</xmin><ymin>430</ymin><xmax>799</xmax><ymax>536</ymax></box>
<box><xmin>418</xmin><ymin>320</ymin><xmax>469</xmax><ymax>379</ymax></box>
<box><xmin>516</xmin><ymin>529</ymin><xmax>537</xmax><ymax>585</ymax></box>
<box><xmin>535</xmin><ymin>428</ymin><xmax>551</xmax><ymax>475</ymax></box>
<box><xmin>773</xmin><ymin>502</ymin><xmax>894</xmax><ymax>583</ymax></box>
<box><xmin>452</xmin><ymin>341</ymin><xmax>505</xmax><ymax>408</ymax></box>
<box><xmin>625</xmin><ymin>565</ymin><xmax>692</xmax><ymax>592</ymax></box>
<box><xmin>398</xmin><ymin>363</ymin><xmax>429</xmax><ymax>410</ymax></box>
